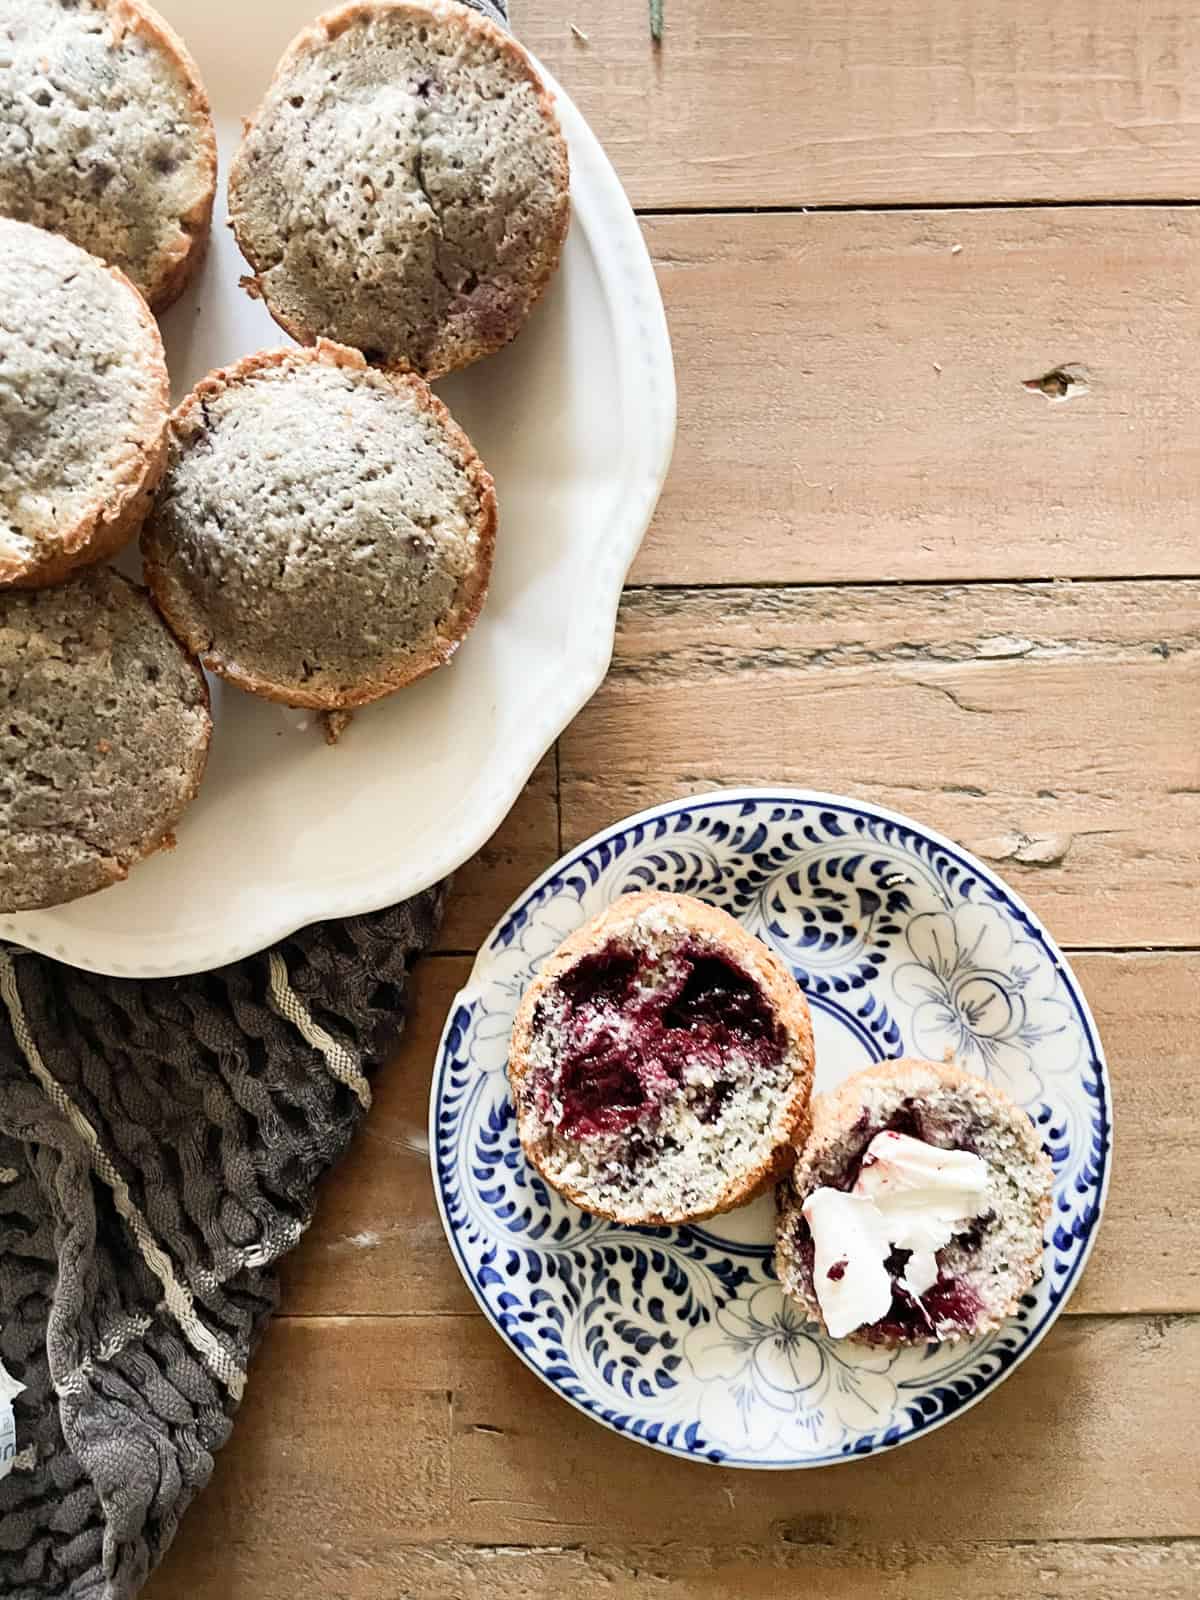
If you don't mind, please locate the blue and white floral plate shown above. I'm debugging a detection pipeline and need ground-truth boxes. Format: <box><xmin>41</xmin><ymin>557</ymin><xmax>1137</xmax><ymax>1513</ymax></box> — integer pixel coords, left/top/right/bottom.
<box><xmin>430</xmin><ymin>790</ymin><xmax>1111</xmax><ymax>1468</ymax></box>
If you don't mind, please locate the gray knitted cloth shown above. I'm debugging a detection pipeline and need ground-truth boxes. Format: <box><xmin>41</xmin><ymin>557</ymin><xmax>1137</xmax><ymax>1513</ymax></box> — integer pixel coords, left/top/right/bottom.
<box><xmin>0</xmin><ymin>3</ymin><xmax>508</xmax><ymax>1595</ymax></box>
<box><xmin>0</xmin><ymin>891</ymin><xmax>444</xmax><ymax>1598</ymax></box>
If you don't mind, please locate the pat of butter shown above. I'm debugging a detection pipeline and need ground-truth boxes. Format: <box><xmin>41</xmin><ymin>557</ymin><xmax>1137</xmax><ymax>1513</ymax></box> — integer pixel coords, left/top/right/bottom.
<box><xmin>801</xmin><ymin>1189</ymin><xmax>894</xmax><ymax>1339</ymax></box>
<box><xmin>804</xmin><ymin>1132</ymin><xmax>990</xmax><ymax>1339</ymax></box>
<box><xmin>854</xmin><ymin>1131</ymin><xmax>989</xmax><ymax>1251</ymax></box>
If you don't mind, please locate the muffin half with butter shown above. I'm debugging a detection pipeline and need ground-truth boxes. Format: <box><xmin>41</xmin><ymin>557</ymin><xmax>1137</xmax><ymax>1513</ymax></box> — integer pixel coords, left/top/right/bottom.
<box><xmin>141</xmin><ymin>341</ymin><xmax>496</xmax><ymax>714</ymax></box>
<box><xmin>776</xmin><ymin>1058</ymin><xmax>1053</xmax><ymax>1346</ymax></box>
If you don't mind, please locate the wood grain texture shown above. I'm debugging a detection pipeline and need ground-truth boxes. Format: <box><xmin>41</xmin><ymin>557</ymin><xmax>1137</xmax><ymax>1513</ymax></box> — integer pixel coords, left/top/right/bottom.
<box><xmin>633</xmin><ymin>208</ymin><xmax>1200</xmax><ymax>586</ymax></box>
<box><xmin>153</xmin><ymin>1534</ymin><xmax>1200</xmax><ymax>1600</ymax></box>
<box><xmin>280</xmin><ymin>948</ymin><xmax>1198</xmax><ymax>1317</ymax></box>
<box><xmin>560</xmin><ymin>581</ymin><xmax>1200</xmax><ymax>947</ymax></box>
<box><xmin>151</xmin><ymin>13</ymin><xmax>1200</xmax><ymax>1594</ymax></box>
<box><xmin>517</xmin><ymin>0</ymin><xmax>1200</xmax><ymax>209</ymax></box>
<box><xmin>435</xmin><ymin>752</ymin><xmax>558</xmax><ymax>953</ymax></box>
<box><xmin>146</xmin><ymin>1313</ymin><xmax>1200</xmax><ymax>1599</ymax></box>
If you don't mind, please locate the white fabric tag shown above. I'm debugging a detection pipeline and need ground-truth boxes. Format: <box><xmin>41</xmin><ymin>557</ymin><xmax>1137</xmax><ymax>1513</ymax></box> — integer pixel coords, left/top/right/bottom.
<box><xmin>0</xmin><ymin>1357</ymin><xmax>24</xmax><ymax>1481</ymax></box>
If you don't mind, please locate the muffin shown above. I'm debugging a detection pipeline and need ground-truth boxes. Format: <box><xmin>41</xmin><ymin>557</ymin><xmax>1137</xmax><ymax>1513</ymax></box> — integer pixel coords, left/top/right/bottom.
<box><xmin>775</xmin><ymin>1058</ymin><xmax>1054</xmax><ymax>1346</ymax></box>
<box><xmin>141</xmin><ymin>341</ymin><xmax>496</xmax><ymax>709</ymax></box>
<box><xmin>0</xmin><ymin>567</ymin><xmax>211</xmax><ymax>912</ymax></box>
<box><xmin>229</xmin><ymin>0</ymin><xmax>570</xmax><ymax>377</ymax></box>
<box><xmin>0</xmin><ymin>0</ymin><xmax>217</xmax><ymax>310</ymax></box>
<box><xmin>0</xmin><ymin>218</ymin><xmax>169</xmax><ymax>589</ymax></box>
<box><xmin>508</xmin><ymin>892</ymin><xmax>816</xmax><ymax>1225</ymax></box>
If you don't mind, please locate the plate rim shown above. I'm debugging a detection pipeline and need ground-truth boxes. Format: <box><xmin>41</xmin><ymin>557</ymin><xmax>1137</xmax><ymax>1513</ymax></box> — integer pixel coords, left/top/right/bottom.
<box><xmin>5</xmin><ymin>57</ymin><xmax>676</xmax><ymax>976</ymax></box>
<box><xmin>430</xmin><ymin>785</ymin><xmax>1113</xmax><ymax>1470</ymax></box>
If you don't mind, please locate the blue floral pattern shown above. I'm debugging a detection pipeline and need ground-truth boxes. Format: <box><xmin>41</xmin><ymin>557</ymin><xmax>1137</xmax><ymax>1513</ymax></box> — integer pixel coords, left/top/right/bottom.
<box><xmin>431</xmin><ymin>791</ymin><xmax>1111</xmax><ymax>1468</ymax></box>
<box><xmin>684</xmin><ymin>1285</ymin><xmax>898</xmax><ymax>1454</ymax></box>
<box><xmin>892</xmin><ymin>905</ymin><xmax>1083</xmax><ymax>1105</ymax></box>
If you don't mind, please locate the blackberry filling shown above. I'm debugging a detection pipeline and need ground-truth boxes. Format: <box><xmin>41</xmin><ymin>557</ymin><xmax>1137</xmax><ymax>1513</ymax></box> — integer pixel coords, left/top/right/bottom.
<box><xmin>865</xmin><ymin>1272</ymin><xmax>985</xmax><ymax>1345</ymax></box>
<box><xmin>957</xmin><ymin>1209</ymin><xmax>997</xmax><ymax>1253</ymax></box>
<box><xmin>839</xmin><ymin>1101</ymin><xmax>925</xmax><ymax>1189</ymax></box>
<box><xmin>546</xmin><ymin>937</ymin><xmax>785</xmax><ymax>1139</ymax></box>
<box><xmin>876</xmin><ymin>1246</ymin><xmax>981</xmax><ymax>1341</ymax></box>
<box><xmin>697</xmin><ymin>1078</ymin><xmax>735</xmax><ymax>1125</ymax></box>
<box><xmin>662</xmin><ymin>954</ymin><xmax>777</xmax><ymax>1040</ymax></box>
<box><xmin>556</xmin><ymin>1030</ymin><xmax>648</xmax><ymax>1136</ymax></box>
<box><xmin>557</xmin><ymin>946</ymin><xmax>639</xmax><ymax>1008</ymax></box>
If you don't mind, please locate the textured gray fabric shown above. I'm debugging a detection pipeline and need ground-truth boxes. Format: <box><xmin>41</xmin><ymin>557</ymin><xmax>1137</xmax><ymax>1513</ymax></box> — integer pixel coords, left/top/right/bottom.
<box><xmin>0</xmin><ymin>887</ymin><xmax>445</xmax><ymax>1599</ymax></box>
<box><xmin>0</xmin><ymin>2</ymin><xmax>513</xmax><ymax>1589</ymax></box>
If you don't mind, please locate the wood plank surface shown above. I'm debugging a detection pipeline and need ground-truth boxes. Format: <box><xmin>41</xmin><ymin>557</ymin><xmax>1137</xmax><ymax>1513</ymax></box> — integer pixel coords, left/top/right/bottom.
<box><xmin>559</xmin><ymin>581</ymin><xmax>1200</xmax><ymax>947</ymax></box>
<box><xmin>152</xmin><ymin>1534</ymin><xmax>1200</xmax><ymax>1600</ymax></box>
<box><xmin>633</xmin><ymin>208</ymin><xmax>1200</xmax><ymax>587</ymax></box>
<box><xmin>436</xmin><ymin>753</ymin><xmax>558</xmax><ymax>953</ymax></box>
<box><xmin>152</xmin><ymin>10</ymin><xmax>1200</xmax><ymax>1597</ymax></box>
<box><xmin>146</xmin><ymin>1312</ymin><xmax>1200</xmax><ymax>1599</ymax></box>
<box><xmin>518</xmin><ymin>0</ymin><xmax>1200</xmax><ymax>210</ymax></box>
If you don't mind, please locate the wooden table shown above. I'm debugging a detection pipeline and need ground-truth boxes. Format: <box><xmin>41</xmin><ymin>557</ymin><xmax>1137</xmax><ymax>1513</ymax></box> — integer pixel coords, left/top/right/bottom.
<box><xmin>152</xmin><ymin>3</ymin><xmax>1200</xmax><ymax>1594</ymax></box>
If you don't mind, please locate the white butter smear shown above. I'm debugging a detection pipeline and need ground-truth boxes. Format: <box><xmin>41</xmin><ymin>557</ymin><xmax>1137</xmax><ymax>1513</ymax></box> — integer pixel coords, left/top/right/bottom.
<box><xmin>803</xmin><ymin>1131</ymin><xmax>989</xmax><ymax>1339</ymax></box>
<box><xmin>0</xmin><ymin>1355</ymin><xmax>23</xmax><ymax>1482</ymax></box>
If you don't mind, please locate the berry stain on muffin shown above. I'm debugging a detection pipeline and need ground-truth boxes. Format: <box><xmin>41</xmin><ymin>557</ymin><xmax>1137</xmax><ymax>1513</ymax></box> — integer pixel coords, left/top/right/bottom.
<box><xmin>535</xmin><ymin>939</ymin><xmax>786</xmax><ymax>1140</ymax></box>
<box><xmin>508</xmin><ymin>892</ymin><xmax>815</xmax><ymax>1226</ymax></box>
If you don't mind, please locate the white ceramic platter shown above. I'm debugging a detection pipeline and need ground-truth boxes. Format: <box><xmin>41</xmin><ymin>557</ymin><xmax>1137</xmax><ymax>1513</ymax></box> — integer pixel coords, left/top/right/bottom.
<box><xmin>5</xmin><ymin>0</ymin><xmax>675</xmax><ymax>976</ymax></box>
<box><xmin>431</xmin><ymin>790</ymin><xmax>1111</xmax><ymax>1468</ymax></box>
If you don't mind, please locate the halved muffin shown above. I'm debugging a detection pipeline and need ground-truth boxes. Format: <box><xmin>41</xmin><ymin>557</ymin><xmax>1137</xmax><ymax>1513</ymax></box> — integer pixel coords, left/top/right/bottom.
<box><xmin>508</xmin><ymin>891</ymin><xmax>815</xmax><ymax>1225</ymax></box>
<box><xmin>776</xmin><ymin>1058</ymin><xmax>1053</xmax><ymax>1346</ymax></box>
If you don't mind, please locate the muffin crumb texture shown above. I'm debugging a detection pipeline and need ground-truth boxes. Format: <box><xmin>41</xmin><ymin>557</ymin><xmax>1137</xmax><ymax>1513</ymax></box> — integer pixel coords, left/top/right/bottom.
<box><xmin>142</xmin><ymin>344</ymin><xmax>495</xmax><ymax>708</ymax></box>
<box><xmin>0</xmin><ymin>567</ymin><xmax>211</xmax><ymax>912</ymax></box>
<box><xmin>0</xmin><ymin>0</ymin><xmax>216</xmax><ymax>307</ymax></box>
<box><xmin>230</xmin><ymin>0</ymin><xmax>569</xmax><ymax>375</ymax></box>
